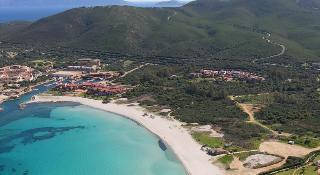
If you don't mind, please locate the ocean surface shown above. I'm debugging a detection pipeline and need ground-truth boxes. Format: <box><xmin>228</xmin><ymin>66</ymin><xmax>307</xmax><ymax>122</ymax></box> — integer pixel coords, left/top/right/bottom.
<box><xmin>0</xmin><ymin>84</ymin><xmax>187</xmax><ymax>175</ymax></box>
<box><xmin>0</xmin><ymin>8</ymin><xmax>67</xmax><ymax>23</ymax></box>
<box><xmin>0</xmin><ymin>3</ymin><xmax>178</xmax><ymax>23</ymax></box>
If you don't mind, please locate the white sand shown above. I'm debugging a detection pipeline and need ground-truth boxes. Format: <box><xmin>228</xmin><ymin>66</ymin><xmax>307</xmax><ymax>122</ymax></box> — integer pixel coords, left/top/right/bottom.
<box><xmin>0</xmin><ymin>95</ymin><xmax>9</xmax><ymax>104</ymax></box>
<box><xmin>28</xmin><ymin>95</ymin><xmax>224</xmax><ymax>175</ymax></box>
<box><xmin>191</xmin><ymin>125</ymin><xmax>224</xmax><ymax>138</ymax></box>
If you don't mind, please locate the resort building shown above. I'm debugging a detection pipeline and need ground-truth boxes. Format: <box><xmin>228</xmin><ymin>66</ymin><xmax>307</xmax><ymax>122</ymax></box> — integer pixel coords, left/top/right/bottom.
<box><xmin>190</xmin><ymin>69</ymin><xmax>265</xmax><ymax>81</ymax></box>
<box><xmin>82</xmin><ymin>72</ymin><xmax>121</xmax><ymax>81</ymax></box>
<box><xmin>51</xmin><ymin>71</ymin><xmax>83</xmax><ymax>81</ymax></box>
<box><xmin>67</xmin><ymin>58</ymin><xmax>101</xmax><ymax>72</ymax></box>
<box><xmin>54</xmin><ymin>82</ymin><xmax>127</xmax><ymax>96</ymax></box>
<box><xmin>0</xmin><ymin>65</ymin><xmax>40</xmax><ymax>83</ymax></box>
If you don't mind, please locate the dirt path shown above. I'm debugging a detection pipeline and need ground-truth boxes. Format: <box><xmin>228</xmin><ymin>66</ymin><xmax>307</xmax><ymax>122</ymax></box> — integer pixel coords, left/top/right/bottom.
<box><xmin>253</xmin><ymin>33</ymin><xmax>286</xmax><ymax>63</ymax></box>
<box><xmin>238</xmin><ymin>103</ymin><xmax>259</xmax><ymax>122</ymax></box>
<box><xmin>231</xmin><ymin>95</ymin><xmax>278</xmax><ymax>134</ymax></box>
<box><xmin>224</xmin><ymin>100</ymin><xmax>320</xmax><ymax>175</ymax></box>
<box><xmin>119</xmin><ymin>63</ymin><xmax>151</xmax><ymax>78</ymax></box>
<box><xmin>238</xmin><ymin>103</ymin><xmax>280</xmax><ymax>135</ymax></box>
<box><xmin>230</xmin><ymin>95</ymin><xmax>290</xmax><ymax>136</ymax></box>
<box><xmin>243</xmin><ymin>103</ymin><xmax>292</xmax><ymax>136</ymax></box>
<box><xmin>232</xmin><ymin>150</ymin><xmax>259</xmax><ymax>154</ymax></box>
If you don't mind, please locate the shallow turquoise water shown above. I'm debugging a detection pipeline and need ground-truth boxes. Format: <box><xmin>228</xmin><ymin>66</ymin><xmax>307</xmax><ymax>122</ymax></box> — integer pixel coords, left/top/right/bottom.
<box><xmin>0</xmin><ymin>103</ymin><xmax>187</xmax><ymax>175</ymax></box>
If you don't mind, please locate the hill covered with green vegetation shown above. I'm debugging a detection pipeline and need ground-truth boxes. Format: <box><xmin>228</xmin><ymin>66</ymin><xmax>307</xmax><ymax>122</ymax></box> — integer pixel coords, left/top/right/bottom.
<box><xmin>2</xmin><ymin>0</ymin><xmax>320</xmax><ymax>62</ymax></box>
<box><xmin>0</xmin><ymin>22</ymin><xmax>30</xmax><ymax>39</ymax></box>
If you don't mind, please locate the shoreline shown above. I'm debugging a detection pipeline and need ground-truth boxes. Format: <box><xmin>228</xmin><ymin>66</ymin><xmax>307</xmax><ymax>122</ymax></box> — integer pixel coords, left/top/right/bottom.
<box><xmin>28</xmin><ymin>95</ymin><xmax>224</xmax><ymax>175</ymax></box>
<box><xmin>0</xmin><ymin>79</ymin><xmax>51</xmax><ymax>105</ymax></box>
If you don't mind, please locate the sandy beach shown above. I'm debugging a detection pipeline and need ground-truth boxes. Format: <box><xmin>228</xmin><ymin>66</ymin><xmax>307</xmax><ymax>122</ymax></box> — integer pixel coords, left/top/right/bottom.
<box><xmin>0</xmin><ymin>95</ymin><xmax>9</xmax><ymax>104</ymax></box>
<box><xmin>28</xmin><ymin>95</ymin><xmax>224</xmax><ymax>175</ymax></box>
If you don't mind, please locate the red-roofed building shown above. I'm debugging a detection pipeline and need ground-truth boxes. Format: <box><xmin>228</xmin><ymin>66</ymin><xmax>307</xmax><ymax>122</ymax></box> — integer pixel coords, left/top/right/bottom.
<box><xmin>54</xmin><ymin>82</ymin><xmax>127</xmax><ymax>96</ymax></box>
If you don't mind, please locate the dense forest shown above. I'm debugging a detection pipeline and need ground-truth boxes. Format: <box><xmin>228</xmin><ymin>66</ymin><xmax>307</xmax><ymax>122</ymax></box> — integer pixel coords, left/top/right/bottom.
<box><xmin>113</xmin><ymin>61</ymin><xmax>319</xmax><ymax>148</ymax></box>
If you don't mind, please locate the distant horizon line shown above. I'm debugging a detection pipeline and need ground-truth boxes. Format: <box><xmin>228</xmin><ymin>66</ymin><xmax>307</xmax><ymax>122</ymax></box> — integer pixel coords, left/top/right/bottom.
<box><xmin>0</xmin><ymin>0</ymin><xmax>193</xmax><ymax>8</ymax></box>
<box><xmin>0</xmin><ymin>0</ymin><xmax>189</xmax><ymax>23</ymax></box>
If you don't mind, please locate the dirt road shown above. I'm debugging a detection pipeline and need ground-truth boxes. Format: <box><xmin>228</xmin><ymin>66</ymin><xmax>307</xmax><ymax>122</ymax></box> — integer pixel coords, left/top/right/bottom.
<box><xmin>253</xmin><ymin>33</ymin><xmax>286</xmax><ymax>63</ymax></box>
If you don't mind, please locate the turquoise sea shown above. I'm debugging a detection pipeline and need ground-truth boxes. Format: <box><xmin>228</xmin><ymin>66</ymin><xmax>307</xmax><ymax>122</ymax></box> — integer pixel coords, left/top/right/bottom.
<box><xmin>0</xmin><ymin>84</ymin><xmax>187</xmax><ymax>175</ymax></box>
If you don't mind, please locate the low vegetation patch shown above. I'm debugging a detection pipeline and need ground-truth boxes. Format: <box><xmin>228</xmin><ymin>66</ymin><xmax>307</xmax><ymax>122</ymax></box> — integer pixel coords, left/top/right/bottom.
<box><xmin>234</xmin><ymin>93</ymin><xmax>274</xmax><ymax>105</ymax></box>
<box><xmin>192</xmin><ymin>132</ymin><xmax>224</xmax><ymax>148</ymax></box>
<box><xmin>217</xmin><ymin>155</ymin><xmax>234</xmax><ymax>169</ymax></box>
<box><xmin>260</xmin><ymin>150</ymin><xmax>320</xmax><ymax>175</ymax></box>
<box><xmin>279</xmin><ymin>135</ymin><xmax>320</xmax><ymax>148</ymax></box>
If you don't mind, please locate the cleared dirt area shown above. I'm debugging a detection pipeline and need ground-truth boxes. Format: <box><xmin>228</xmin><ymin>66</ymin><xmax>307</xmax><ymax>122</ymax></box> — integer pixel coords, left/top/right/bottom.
<box><xmin>191</xmin><ymin>125</ymin><xmax>224</xmax><ymax>137</ymax></box>
<box><xmin>226</xmin><ymin>139</ymin><xmax>317</xmax><ymax>175</ymax></box>
<box><xmin>259</xmin><ymin>141</ymin><xmax>312</xmax><ymax>158</ymax></box>
<box><xmin>243</xmin><ymin>154</ymin><xmax>283</xmax><ymax>169</ymax></box>
<box><xmin>227</xmin><ymin>156</ymin><xmax>287</xmax><ymax>175</ymax></box>
<box><xmin>228</xmin><ymin>157</ymin><xmax>256</xmax><ymax>175</ymax></box>
<box><xmin>238</xmin><ymin>103</ymin><xmax>262</xmax><ymax>122</ymax></box>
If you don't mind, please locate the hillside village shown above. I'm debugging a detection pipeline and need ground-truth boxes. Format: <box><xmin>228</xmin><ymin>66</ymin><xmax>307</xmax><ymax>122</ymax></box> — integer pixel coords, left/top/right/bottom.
<box><xmin>190</xmin><ymin>69</ymin><xmax>265</xmax><ymax>82</ymax></box>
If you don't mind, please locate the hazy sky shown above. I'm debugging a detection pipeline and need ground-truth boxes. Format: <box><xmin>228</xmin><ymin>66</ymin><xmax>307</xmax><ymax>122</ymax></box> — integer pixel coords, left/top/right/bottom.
<box><xmin>0</xmin><ymin>0</ymin><xmax>193</xmax><ymax>22</ymax></box>
<box><xmin>127</xmin><ymin>0</ymin><xmax>192</xmax><ymax>2</ymax></box>
<box><xmin>0</xmin><ymin>0</ymin><xmax>193</xmax><ymax>7</ymax></box>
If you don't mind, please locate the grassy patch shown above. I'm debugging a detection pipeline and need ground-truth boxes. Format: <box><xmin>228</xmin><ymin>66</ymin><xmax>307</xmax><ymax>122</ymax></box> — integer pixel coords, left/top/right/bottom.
<box><xmin>296</xmin><ymin>165</ymin><xmax>318</xmax><ymax>175</ymax></box>
<box><xmin>123</xmin><ymin>60</ymin><xmax>134</xmax><ymax>68</ymax></box>
<box><xmin>191</xmin><ymin>132</ymin><xmax>224</xmax><ymax>148</ymax></box>
<box><xmin>249</xmin><ymin>138</ymin><xmax>265</xmax><ymax>150</ymax></box>
<box><xmin>225</xmin><ymin>145</ymin><xmax>246</xmax><ymax>152</ymax></box>
<box><xmin>279</xmin><ymin>135</ymin><xmax>320</xmax><ymax>148</ymax></box>
<box><xmin>275</xmin><ymin>169</ymin><xmax>295</xmax><ymax>175</ymax></box>
<box><xmin>234</xmin><ymin>93</ymin><xmax>274</xmax><ymax>105</ymax></box>
<box><xmin>30</xmin><ymin>60</ymin><xmax>53</xmax><ymax>68</ymax></box>
<box><xmin>218</xmin><ymin>155</ymin><xmax>234</xmax><ymax>168</ymax></box>
<box><xmin>314</xmin><ymin>154</ymin><xmax>320</xmax><ymax>161</ymax></box>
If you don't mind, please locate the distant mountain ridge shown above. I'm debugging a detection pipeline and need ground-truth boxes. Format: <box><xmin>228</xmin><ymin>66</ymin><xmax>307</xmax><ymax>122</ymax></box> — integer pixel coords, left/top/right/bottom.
<box><xmin>1</xmin><ymin>0</ymin><xmax>320</xmax><ymax>61</ymax></box>
<box><xmin>296</xmin><ymin>0</ymin><xmax>320</xmax><ymax>10</ymax></box>
<box><xmin>0</xmin><ymin>0</ymin><xmax>127</xmax><ymax>7</ymax></box>
<box><xmin>156</xmin><ymin>0</ymin><xmax>186</xmax><ymax>7</ymax></box>
<box><xmin>0</xmin><ymin>0</ymin><xmax>189</xmax><ymax>8</ymax></box>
